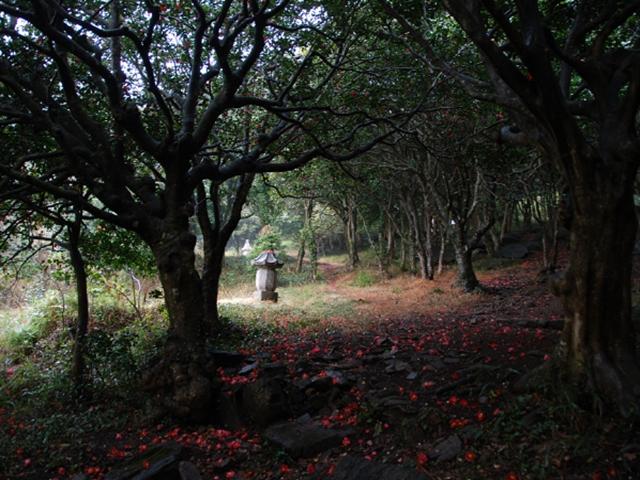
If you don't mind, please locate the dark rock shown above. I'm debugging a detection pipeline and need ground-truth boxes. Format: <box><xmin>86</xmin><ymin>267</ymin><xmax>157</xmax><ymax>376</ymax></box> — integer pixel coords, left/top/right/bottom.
<box><xmin>427</xmin><ymin>434</ymin><xmax>462</xmax><ymax>462</ymax></box>
<box><xmin>497</xmin><ymin>243</ymin><xmax>528</xmax><ymax>259</ymax></box>
<box><xmin>406</xmin><ymin>371</ymin><xmax>418</xmax><ymax>381</ymax></box>
<box><xmin>385</xmin><ymin>359</ymin><xmax>410</xmax><ymax>373</ymax></box>
<box><xmin>105</xmin><ymin>442</ymin><xmax>182</xmax><ymax>480</ymax></box>
<box><xmin>313</xmin><ymin>456</ymin><xmax>429</xmax><ymax>480</ymax></box>
<box><xmin>332</xmin><ymin>359</ymin><xmax>363</xmax><ymax>370</ymax></box>
<box><xmin>178</xmin><ymin>462</ymin><xmax>202</xmax><ymax>480</ymax></box>
<box><xmin>238</xmin><ymin>362</ymin><xmax>259</xmax><ymax>375</ymax></box>
<box><xmin>71</xmin><ymin>475</ymin><xmax>89</xmax><ymax>480</ymax></box>
<box><xmin>241</xmin><ymin>377</ymin><xmax>289</xmax><ymax>426</ymax></box>
<box><xmin>206</xmin><ymin>349</ymin><xmax>247</xmax><ymax>367</ymax></box>
<box><xmin>262</xmin><ymin>362</ymin><xmax>287</xmax><ymax>376</ymax></box>
<box><xmin>214</xmin><ymin>390</ymin><xmax>245</xmax><ymax>430</ymax></box>
<box><xmin>305</xmin><ymin>375</ymin><xmax>332</xmax><ymax>392</ymax></box>
<box><xmin>264</xmin><ymin>416</ymin><xmax>354</xmax><ymax>458</ymax></box>
<box><xmin>423</xmin><ymin>355</ymin><xmax>446</xmax><ymax>370</ymax></box>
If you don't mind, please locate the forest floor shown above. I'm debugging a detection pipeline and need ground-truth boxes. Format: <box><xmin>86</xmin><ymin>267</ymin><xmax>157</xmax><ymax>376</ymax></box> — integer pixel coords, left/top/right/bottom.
<box><xmin>2</xmin><ymin>251</ymin><xmax>640</xmax><ymax>480</ymax></box>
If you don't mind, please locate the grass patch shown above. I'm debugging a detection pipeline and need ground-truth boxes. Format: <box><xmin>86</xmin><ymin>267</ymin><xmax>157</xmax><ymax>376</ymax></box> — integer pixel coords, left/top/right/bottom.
<box><xmin>351</xmin><ymin>270</ymin><xmax>378</xmax><ymax>288</ymax></box>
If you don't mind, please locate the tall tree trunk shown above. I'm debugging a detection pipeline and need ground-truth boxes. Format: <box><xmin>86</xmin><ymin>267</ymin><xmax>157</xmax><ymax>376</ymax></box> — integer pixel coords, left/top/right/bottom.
<box><xmin>437</xmin><ymin>226</ymin><xmax>447</xmax><ymax>276</ymax></box>
<box><xmin>423</xmin><ymin>198</ymin><xmax>434</xmax><ymax>280</ymax></box>
<box><xmin>295</xmin><ymin>237</ymin><xmax>306</xmax><ymax>273</ymax></box>
<box><xmin>452</xmin><ymin>221</ymin><xmax>480</xmax><ymax>291</ymax></box>
<box><xmin>202</xmin><ymin>243</ymin><xmax>225</xmax><ymax>332</ymax></box>
<box><xmin>198</xmin><ymin>174</ymin><xmax>254</xmax><ymax>334</ymax></box>
<box><xmin>553</xmin><ymin>177</ymin><xmax>640</xmax><ymax>413</ymax></box>
<box><xmin>500</xmin><ymin>202</ymin><xmax>513</xmax><ymax>242</ymax></box>
<box><xmin>453</xmin><ymin>245</ymin><xmax>479</xmax><ymax>292</ymax></box>
<box><xmin>68</xmin><ymin>216</ymin><xmax>89</xmax><ymax>392</ymax></box>
<box><xmin>343</xmin><ymin>199</ymin><xmax>359</xmax><ymax>270</ymax></box>
<box><xmin>144</xmin><ymin>226</ymin><xmax>214</xmax><ymax>421</ymax></box>
<box><xmin>296</xmin><ymin>199</ymin><xmax>314</xmax><ymax>274</ymax></box>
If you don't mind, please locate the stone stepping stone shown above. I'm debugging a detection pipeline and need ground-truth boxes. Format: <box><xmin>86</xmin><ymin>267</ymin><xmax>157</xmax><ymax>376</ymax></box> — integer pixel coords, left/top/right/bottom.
<box><xmin>179</xmin><ymin>461</ymin><xmax>202</xmax><ymax>480</ymax></box>
<box><xmin>314</xmin><ymin>456</ymin><xmax>429</xmax><ymax>480</ymax></box>
<box><xmin>105</xmin><ymin>442</ymin><xmax>182</xmax><ymax>480</ymax></box>
<box><xmin>427</xmin><ymin>434</ymin><xmax>462</xmax><ymax>462</ymax></box>
<box><xmin>264</xmin><ymin>416</ymin><xmax>354</xmax><ymax>458</ymax></box>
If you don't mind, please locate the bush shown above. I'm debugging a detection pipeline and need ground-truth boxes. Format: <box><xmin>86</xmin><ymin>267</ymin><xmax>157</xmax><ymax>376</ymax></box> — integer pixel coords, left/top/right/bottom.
<box><xmin>251</xmin><ymin>227</ymin><xmax>284</xmax><ymax>258</ymax></box>
<box><xmin>351</xmin><ymin>270</ymin><xmax>377</xmax><ymax>287</ymax></box>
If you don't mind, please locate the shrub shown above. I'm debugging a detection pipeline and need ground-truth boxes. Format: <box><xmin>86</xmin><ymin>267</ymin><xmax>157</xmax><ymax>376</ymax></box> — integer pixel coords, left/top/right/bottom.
<box><xmin>352</xmin><ymin>270</ymin><xmax>377</xmax><ymax>287</ymax></box>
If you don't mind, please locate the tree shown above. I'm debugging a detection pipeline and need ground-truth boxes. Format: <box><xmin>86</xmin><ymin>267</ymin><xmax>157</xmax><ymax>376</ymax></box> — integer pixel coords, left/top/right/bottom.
<box><xmin>0</xmin><ymin>184</ymin><xmax>90</xmax><ymax>389</ymax></box>
<box><xmin>381</xmin><ymin>0</ymin><xmax>640</xmax><ymax>412</ymax></box>
<box><xmin>0</xmin><ymin>1</ymin><xmax>417</xmax><ymax>419</ymax></box>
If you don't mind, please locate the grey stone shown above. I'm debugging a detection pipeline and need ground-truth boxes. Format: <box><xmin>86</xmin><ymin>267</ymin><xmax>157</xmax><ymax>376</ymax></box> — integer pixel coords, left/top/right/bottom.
<box><xmin>497</xmin><ymin>243</ymin><xmax>528</xmax><ymax>259</ymax></box>
<box><xmin>238</xmin><ymin>362</ymin><xmax>259</xmax><ymax>375</ymax></box>
<box><xmin>178</xmin><ymin>462</ymin><xmax>201</xmax><ymax>480</ymax></box>
<box><xmin>241</xmin><ymin>377</ymin><xmax>289</xmax><ymax>426</ymax></box>
<box><xmin>423</xmin><ymin>355</ymin><xmax>446</xmax><ymax>370</ymax></box>
<box><xmin>385</xmin><ymin>359</ymin><xmax>410</xmax><ymax>373</ymax></box>
<box><xmin>264</xmin><ymin>417</ymin><xmax>354</xmax><ymax>458</ymax></box>
<box><xmin>255</xmin><ymin>290</ymin><xmax>278</xmax><ymax>301</ymax></box>
<box><xmin>105</xmin><ymin>443</ymin><xmax>182</xmax><ymax>480</ymax></box>
<box><xmin>406</xmin><ymin>371</ymin><xmax>418</xmax><ymax>381</ymax></box>
<box><xmin>427</xmin><ymin>434</ymin><xmax>462</xmax><ymax>462</ymax></box>
<box><xmin>313</xmin><ymin>456</ymin><xmax>429</xmax><ymax>480</ymax></box>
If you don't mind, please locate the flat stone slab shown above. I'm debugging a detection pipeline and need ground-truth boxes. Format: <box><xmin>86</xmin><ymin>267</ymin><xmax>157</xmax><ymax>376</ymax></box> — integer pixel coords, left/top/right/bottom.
<box><xmin>264</xmin><ymin>417</ymin><xmax>353</xmax><ymax>458</ymax></box>
<box><xmin>427</xmin><ymin>434</ymin><xmax>462</xmax><ymax>462</ymax></box>
<box><xmin>314</xmin><ymin>456</ymin><xmax>429</xmax><ymax>480</ymax></box>
<box><xmin>178</xmin><ymin>461</ymin><xmax>202</xmax><ymax>480</ymax></box>
<box><xmin>105</xmin><ymin>442</ymin><xmax>182</xmax><ymax>480</ymax></box>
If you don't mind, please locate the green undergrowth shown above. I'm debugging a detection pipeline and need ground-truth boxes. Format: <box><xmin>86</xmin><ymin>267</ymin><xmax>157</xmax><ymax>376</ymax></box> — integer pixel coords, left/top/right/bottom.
<box><xmin>351</xmin><ymin>270</ymin><xmax>378</xmax><ymax>287</ymax></box>
<box><xmin>218</xmin><ymin>290</ymin><xmax>356</xmax><ymax>341</ymax></box>
<box><xmin>482</xmin><ymin>390</ymin><xmax>638</xmax><ymax>478</ymax></box>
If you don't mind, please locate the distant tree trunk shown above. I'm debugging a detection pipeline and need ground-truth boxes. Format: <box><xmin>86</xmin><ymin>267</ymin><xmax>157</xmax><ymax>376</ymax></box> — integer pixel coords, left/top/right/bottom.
<box><xmin>295</xmin><ymin>237</ymin><xmax>306</xmax><ymax>273</ymax></box>
<box><xmin>296</xmin><ymin>199</ymin><xmax>314</xmax><ymax>274</ymax></box>
<box><xmin>198</xmin><ymin>174</ymin><xmax>254</xmax><ymax>334</ymax></box>
<box><xmin>542</xmin><ymin>201</ymin><xmax>560</xmax><ymax>272</ymax></box>
<box><xmin>385</xmin><ymin>214</ymin><xmax>395</xmax><ymax>260</ymax></box>
<box><xmin>500</xmin><ymin>202</ymin><xmax>513</xmax><ymax>242</ymax></box>
<box><xmin>342</xmin><ymin>197</ymin><xmax>359</xmax><ymax>270</ymax></box>
<box><xmin>68</xmin><ymin>212</ymin><xmax>89</xmax><ymax>392</ymax></box>
<box><xmin>408</xmin><ymin>204</ymin><xmax>429</xmax><ymax>280</ymax></box>
<box><xmin>454</xmin><ymin>246</ymin><xmax>478</xmax><ymax>292</ymax></box>
<box><xmin>423</xmin><ymin>197</ymin><xmax>434</xmax><ymax>279</ymax></box>
<box><xmin>437</xmin><ymin>226</ymin><xmax>447</xmax><ymax>276</ymax></box>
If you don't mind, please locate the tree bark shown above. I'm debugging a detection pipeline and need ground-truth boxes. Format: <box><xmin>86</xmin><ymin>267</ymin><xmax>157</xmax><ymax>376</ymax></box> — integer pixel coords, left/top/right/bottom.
<box><xmin>295</xmin><ymin>237</ymin><xmax>306</xmax><ymax>273</ymax></box>
<box><xmin>553</xmin><ymin>176</ymin><xmax>640</xmax><ymax>413</ymax></box>
<box><xmin>343</xmin><ymin>198</ymin><xmax>360</xmax><ymax>270</ymax></box>
<box><xmin>144</xmin><ymin>227</ymin><xmax>214</xmax><ymax>421</ymax></box>
<box><xmin>453</xmin><ymin>244</ymin><xmax>479</xmax><ymax>292</ymax></box>
<box><xmin>68</xmin><ymin>217</ymin><xmax>89</xmax><ymax>392</ymax></box>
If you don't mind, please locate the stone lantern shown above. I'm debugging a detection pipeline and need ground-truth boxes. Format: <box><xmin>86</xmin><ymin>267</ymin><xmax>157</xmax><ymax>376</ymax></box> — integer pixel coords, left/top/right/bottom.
<box><xmin>252</xmin><ymin>250</ymin><xmax>284</xmax><ymax>302</ymax></box>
